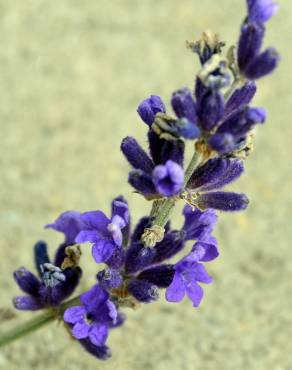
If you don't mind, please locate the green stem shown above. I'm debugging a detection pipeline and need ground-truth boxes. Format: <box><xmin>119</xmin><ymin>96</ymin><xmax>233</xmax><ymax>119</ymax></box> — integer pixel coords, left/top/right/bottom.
<box><xmin>0</xmin><ymin>295</ymin><xmax>80</xmax><ymax>348</ymax></box>
<box><xmin>152</xmin><ymin>198</ymin><xmax>176</xmax><ymax>227</ymax></box>
<box><xmin>0</xmin><ymin>311</ymin><xmax>54</xmax><ymax>348</ymax></box>
<box><xmin>184</xmin><ymin>150</ymin><xmax>202</xmax><ymax>186</ymax></box>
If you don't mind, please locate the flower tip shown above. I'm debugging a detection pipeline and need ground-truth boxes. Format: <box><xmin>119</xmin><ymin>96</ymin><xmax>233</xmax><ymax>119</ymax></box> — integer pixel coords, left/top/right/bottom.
<box><xmin>137</xmin><ymin>95</ymin><xmax>166</xmax><ymax>126</ymax></box>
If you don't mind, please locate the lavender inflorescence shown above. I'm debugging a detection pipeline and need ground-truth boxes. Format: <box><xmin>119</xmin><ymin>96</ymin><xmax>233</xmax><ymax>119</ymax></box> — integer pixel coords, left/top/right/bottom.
<box><xmin>8</xmin><ymin>0</ymin><xmax>279</xmax><ymax>360</ymax></box>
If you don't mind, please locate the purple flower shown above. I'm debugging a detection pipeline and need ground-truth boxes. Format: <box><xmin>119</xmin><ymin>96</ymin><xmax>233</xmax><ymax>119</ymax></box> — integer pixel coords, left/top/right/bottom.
<box><xmin>122</xmin><ymin>134</ymin><xmax>185</xmax><ymax>198</ymax></box>
<box><xmin>196</xmin><ymin>191</ymin><xmax>249</xmax><ymax>212</ymax></box>
<box><xmin>197</xmin><ymin>91</ymin><xmax>225</xmax><ymax>131</ymax></box>
<box><xmin>247</xmin><ymin>0</ymin><xmax>279</xmax><ymax>24</ymax></box>
<box><xmin>147</xmin><ymin>130</ymin><xmax>185</xmax><ymax>166</ymax></box>
<box><xmin>121</xmin><ymin>137</ymin><xmax>154</xmax><ymax>174</ymax></box>
<box><xmin>137</xmin><ymin>264</ymin><xmax>175</xmax><ymax>288</ymax></box>
<box><xmin>237</xmin><ymin>2</ymin><xmax>279</xmax><ymax>80</ymax></box>
<box><xmin>182</xmin><ymin>205</ymin><xmax>218</xmax><ymax>241</ymax></box>
<box><xmin>97</xmin><ymin>268</ymin><xmax>123</xmax><ymax>290</ymax></box>
<box><xmin>165</xmin><ymin>250</ymin><xmax>213</xmax><ymax>307</ymax></box>
<box><xmin>190</xmin><ymin>236</ymin><xmax>219</xmax><ymax>262</ymax></box>
<box><xmin>64</xmin><ymin>284</ymin><xmax>117</xmax><ymax>348</ymax></box>
<box><xmin>13</xmin><ymin>241</ymin><xmax>81</xmax><ymax>310</ymax></box>
<box><xmin>46</xmin><ymin>211</ymin><xmax>85</xmax><ymax>245</ymax></box>
<box><xmin>186</xmin><ymin>158</ymin><xmax>248</xmax><ymax>212</ymax></box>
<box><xmin>152</xmin><ymin>230</ymin><xmax>185</xmax><ymax>263</ymax></box>
<box><xmin>208</xmin><ymin>107</ymin><xmax>266</xmax><ymax>153</ymax></box>
<box><xmin>75</xmin><ymin>200</ymin><xmax>129</xmax><ymax>264</ymax></box>
<box><xmin>127</xmin><ymin>279</ymin><xmax>159</xmax><ymax>303</ymax></box>
<box><xmin>244</xmin><ymin>47</ymin><xmax>279</xmax><ymax>80</ymax></box>
<box><xmin>152</xmin><ymin>160</ymin><xmax>184</xmax><ymax>197</ymax></box>
<box><xmin>170</xmin><ymin>88</ymin><xmax>201</xmax><ymax>139</ymax></box>
<box><xmin>137</xmin><ymin>95</ymin><xmax>166</xmax><ymax>126</ymax></box>
<box><xmin>224</xmin><ymin>82</ymin><xmax>257</xmax><ymax>117</ymax></box>
<box><xmin>171</xmin><ymin>88</ymin><xmax>197</xmax><ymax>124</ymax></box>
<box><xmin>125</xmin><ymin>242</ymin><xmax>156</xmax><ymax>274</ymax></box>
<box><xmin>187</xmin><ymin>158</ymin><xmax>245</xmax><ymax>192</ymax></box>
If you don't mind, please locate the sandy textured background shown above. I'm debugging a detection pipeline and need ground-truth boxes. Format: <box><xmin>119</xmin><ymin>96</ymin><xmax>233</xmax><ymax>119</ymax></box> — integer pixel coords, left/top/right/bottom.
<box><xmin>0</xmin><ymin>0</ymin><xmax>291</xmax><ymax>369</ymax></box>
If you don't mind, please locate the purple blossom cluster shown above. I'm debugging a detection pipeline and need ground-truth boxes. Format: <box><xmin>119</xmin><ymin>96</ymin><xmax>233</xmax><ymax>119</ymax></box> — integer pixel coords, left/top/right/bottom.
<box><xmin>12</xmin><ymin>0</ymin><xmax>279</xmax><ymax>361</ymax></box>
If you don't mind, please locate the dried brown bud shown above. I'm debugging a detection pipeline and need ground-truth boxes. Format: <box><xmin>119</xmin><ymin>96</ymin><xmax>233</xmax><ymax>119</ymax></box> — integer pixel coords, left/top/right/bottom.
<box><xmin>61</xmin><ymin>245</ymin><xmax>82</xmax><ymax>270</ymax></box>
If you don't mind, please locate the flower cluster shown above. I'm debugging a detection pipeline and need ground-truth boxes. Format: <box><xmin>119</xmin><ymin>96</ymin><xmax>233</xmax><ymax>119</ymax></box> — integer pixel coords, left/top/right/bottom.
<box><xmin>11</xmin><ymin>0</ymin><xmax>279</xmax><ymax>361</ymax></box>
<box><xmin>13</xmin><ymin>241</ymin><xmax>81</xmax><ymax>311</ymax></box>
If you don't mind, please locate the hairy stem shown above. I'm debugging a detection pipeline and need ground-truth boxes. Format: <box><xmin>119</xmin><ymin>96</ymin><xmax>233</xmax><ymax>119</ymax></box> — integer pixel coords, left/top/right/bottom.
<box><xmin>0</xmin><ymin>295</ymin><xmax>80</xmax><ymax>348</ymax></box>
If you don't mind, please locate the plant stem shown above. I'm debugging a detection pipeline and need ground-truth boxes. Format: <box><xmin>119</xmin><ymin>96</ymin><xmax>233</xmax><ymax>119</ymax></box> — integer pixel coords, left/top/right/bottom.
<box><xmin>0</xmin><ymin>295</ymin><xmax>80</xmax><ymax>348</ymax></box>
<box><xmin>184</xmin><ymin>150</ymin><xmax>202</xmax><ymax>186</ymax></box>
<box><xmin>0</xmin><ymin>311</ymin><xmax>54</xmax><ymax>348</ymax></box>
<box><xmin>152</xmin><ymin>197</ymin><xmax>176</xmax><ymax>227</ymax></box>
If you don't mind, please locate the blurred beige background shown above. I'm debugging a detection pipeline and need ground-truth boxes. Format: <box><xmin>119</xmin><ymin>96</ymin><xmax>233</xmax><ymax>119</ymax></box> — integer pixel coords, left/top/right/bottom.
<box><xmin>0</xmin><ymin>0</ymin><xmax>291</xmax><ymax>369</ymax></box>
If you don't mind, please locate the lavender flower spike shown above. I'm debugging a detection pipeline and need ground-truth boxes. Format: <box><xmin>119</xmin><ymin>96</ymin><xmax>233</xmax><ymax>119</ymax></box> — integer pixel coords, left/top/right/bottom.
<box><xmin>8</xmin><ymin>0</ymin><xmax>280</xmax><ymax>362</ymax></box>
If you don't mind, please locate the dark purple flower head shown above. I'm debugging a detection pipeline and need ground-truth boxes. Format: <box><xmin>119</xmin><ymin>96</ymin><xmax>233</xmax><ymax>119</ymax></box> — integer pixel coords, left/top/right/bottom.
<box><xmin>121</xmin><ymin>137</ymin><xmax>154</xmax><ymax>174</ymax></box>
<box><xmin>171</xmin><ymin>88</ymin><xmax>197</xmax><ymax>124</ymax></box>
<box><xmin>197</xmin><ymin>90</ymin><xmax>225</xmax><ymax>131</ymax></box>
<box><xmin>97</xmin><ymin>268</ymin><xmax>123</xmax><ymax>290</ymax></box>
<box><xmin>225</xmin><ymin>82</ymin><xmax>257</xmax><ymax>117</ymax></box>
<box><xmin>185</xmin><ymin>158</ymin><xmax>248</xmax><ymax>212</ymax></box>
<box><xmin>122</xmin><ymin>131</ymin><xmax>185</xmax><ymax>198</ymax></box>
<box><xmin>237</xmin><ymin>21</ymin><xmax>265</xmax><ymax>72</ymax></box>
<box><xmin>247</xmin><ymin>0</ymin><xmax>279</xmax><ymax>24</ymax></box>
<box><xmin>75</xmin><ymin>199</ymin><xmax>129</xmax><ymax>264</ymax></box>
<box><xmin>153</xmin><ymin>230</ymin><xmax>185</xmax><ymax>263</ymax></box>
<box><xmin>137</xmin><ymin>95</ymin><xmax>166</xmax><ymax>126</ymax></box>
<box><xmin>137</xmin><ymin>264</ymin><xmax>175</xmax><ymax>288</ymax></box>
<box><xmin>244</xmin><ymin>47</ymin><xmax>280</xmax><ymax>80</ymax></box>
<box><xmin>209</xmin><ymin>107</ymin><xmax>266</xmax><ymax>154</ymax></box>
<box><xmin>129</xmin><ymin>170</ymin><xmax>157</xmax><ymax>196</ymax></box>
<box><xmin>237</xmin><ymin>1</ymin><xmax>279</xmax><ymax>80</ymax></box>
<box><xmin>152</xmin><ymin>160</ymin><xmax>184</xmax><ymax>197</ymax></box>
<box><xmin>13</xmin><ymin>241</ymin><xmax>82</xmax><ymax>311</ymax></box>
<box><xmin>128</xmin><ymin>279</ymin><xmax>159</xmax><ymax>303</ymax></box>
<box><xmin>187</xmin><ymin>158</ymin><xmax>245</xmax><ymax>192</ymax></box>
<box><xmin>196</xmin><ymin>191</ymin><xmax>249</xmax><ymax>211</ymax></box>
<box><xmin>125</xmin><ymin>242</ymin><xmax>156</xmax><ymax>274</ymax></box>
<box><xmin>64</xmin><ymin>284</ymin><xmax>117</xmax><ymax>349</ymax></box>
<box><xmin>46</xmin><ymin>211</ymin><xmax>85</xmax><ymax>246</ymax></box>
